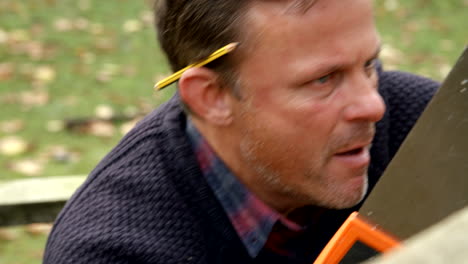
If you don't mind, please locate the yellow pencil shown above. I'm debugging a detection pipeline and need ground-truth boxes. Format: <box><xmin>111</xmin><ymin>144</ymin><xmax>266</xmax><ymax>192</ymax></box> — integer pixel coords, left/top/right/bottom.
<box><xmin>154</xmin><ymin>42</ymin><xmax>239</xmax><ymax>90</ymax></box>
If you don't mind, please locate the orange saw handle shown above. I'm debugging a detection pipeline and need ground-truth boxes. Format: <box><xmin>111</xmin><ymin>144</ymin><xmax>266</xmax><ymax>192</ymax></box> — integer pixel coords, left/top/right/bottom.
<box><xmin>314</xmin><ymin>212</ymin><xmax>401</xmax><ymax>264</ymax></box>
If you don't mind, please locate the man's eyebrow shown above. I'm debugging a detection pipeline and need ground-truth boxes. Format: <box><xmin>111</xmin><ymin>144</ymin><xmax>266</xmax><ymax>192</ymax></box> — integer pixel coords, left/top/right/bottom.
<box><xmin>370</xmin><ymin>44</ymin><xmax>382</xmax><ymax>60</ymax></box>
<box><xmin>294</xmin><ymin>43</ymin><xmax>384</xmax><ymax>82</ymax></box>
<box><xmin>321</xmin><ymin>44</ymin><xmax>382</xmax><ymax>72</ymax></box>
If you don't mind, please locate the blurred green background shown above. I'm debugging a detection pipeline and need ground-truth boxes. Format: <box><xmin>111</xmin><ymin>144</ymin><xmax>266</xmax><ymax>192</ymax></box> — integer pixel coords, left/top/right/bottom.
<box><xmin>0</xmin><ymin>0</ymin><xmax>466</xmax><ymax>263</ymax></box>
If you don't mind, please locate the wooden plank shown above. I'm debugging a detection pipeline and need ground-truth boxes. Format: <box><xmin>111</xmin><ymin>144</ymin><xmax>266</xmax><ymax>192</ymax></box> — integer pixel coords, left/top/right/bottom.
<box><xmin>0</xmin><ymin>175</ymin><xmax>86</xmax><ymax>226</ymax></box>
<box><xmin>366</xmin><ymin>206</ymin><xmax>468</xmax><ymax>264</ymax></box>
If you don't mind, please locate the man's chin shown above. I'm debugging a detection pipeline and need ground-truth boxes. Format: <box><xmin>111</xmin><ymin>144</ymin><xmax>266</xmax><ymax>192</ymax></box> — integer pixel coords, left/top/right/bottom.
<box><xmin>340</xmin><ymin>176</ymin><xmax>369</xmax><ymax>208</ymax></box>
<box><xmin>319</xmin><ymin>176</ymin><xmax>369</xmax><ymax>209</ymax></box>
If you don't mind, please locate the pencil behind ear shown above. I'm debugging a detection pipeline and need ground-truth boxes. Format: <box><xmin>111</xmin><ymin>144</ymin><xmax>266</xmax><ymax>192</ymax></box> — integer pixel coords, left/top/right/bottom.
<box><xmin>179</xmin><ymin>67</ymin><xmax>233</xmax><ymax>125</ymax></box>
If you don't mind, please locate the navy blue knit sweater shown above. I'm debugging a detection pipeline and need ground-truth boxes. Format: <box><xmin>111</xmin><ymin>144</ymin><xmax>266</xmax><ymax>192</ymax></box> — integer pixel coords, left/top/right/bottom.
<box><xmin>44</xmin><ymin>70</ymin><xmax>438</xmax><ymax>264</ymax></box>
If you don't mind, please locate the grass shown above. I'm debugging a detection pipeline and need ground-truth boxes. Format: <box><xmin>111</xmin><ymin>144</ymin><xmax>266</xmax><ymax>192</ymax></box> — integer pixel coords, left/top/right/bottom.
<box><xmin>0</xmin><ymin>0</ymin><xmax>174</xmax><ymax>181</ymax></box>
<box><xmin>374</xmin><ymin>0</ymin><xmax>467</xmax><ymax>78</ymax></box>
<box><xmin>0</xmin><ymin>227</ymin><xmax>48</xmax><ymax>264</ymax></box>
<box><xmin>0</xmin><ymin>0</ymin><xmax>466</xmax><ymax>263</ymax></box>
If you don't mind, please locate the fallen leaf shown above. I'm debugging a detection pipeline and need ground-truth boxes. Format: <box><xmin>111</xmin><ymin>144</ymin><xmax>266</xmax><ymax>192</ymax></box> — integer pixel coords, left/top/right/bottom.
<box><xmin>123</xmin><ymin>105</ymin><xmax>139</xmax><ymax>117</ymax></box>
<box><xmin>384</xmin><ymin>0</ymin><xmax>399</xmax><ymax>11</ymax></box>
<box><xmin>94</xmin><ymin>37</ymin><xmax>115</xmax><ymax>52</ymax></box>
<box><xmin>88</xmin><ymin>121</ymin><xmax>115</xmax><ymax>137</ymax></box>
<box><xmin>89</xmin><ymin>23</ymin><xmax>104</xmax><ymax>35</ymax></box>
<box><xmin>78</xmin><ymin>0</ymin><xmax>91</xmax><ymax>11</ymax></box>
<box><xmin>0</xmin><ymin>92</ymin><xmax>17</xmax><ymax>104</ymax></box>
<box><xmin>0</xmin><ymin>136</ymin><xmax>29</xmax><ymax>156</ymax></box>
<box><xmin>53</xmin><ymin>18</ymin><xmax>73</xmax><ymax>32</ymax></box>
<box><xmin>0</xmin><ymin>62</ymin><xmax>14</xmax><ymax>81</ymax></box>
<box><xmin>380</xmin><ymin>44</ymin><xmax>403</xmax><ymax>70</ymax></box>
<box><xmin>440</xmin><ymin>39</ymin><xmax>454</xmax><ymax>51</ymax></box>
<box><xmin>96</xmin><ymin>63</ymin><xmax>119</xmax><ymax>83</ymax></box>
<box><xmin>33</xmin><ymin>65</ymin><xmax>56</xmax><ymax>83</ymax></box>
<box><xmin>96</xmin><ymin>71</ymin><xmax>112</xmax><ymax>83</ymax></box>
<box><xmin>122</xmin><ymin>19</ymin><xmax>143</xmax><ymax>33</ymax></box>
<box><xmin>30</xmin><ymin>250</ymin><xmax>45</xmax><ymax>261</ymax></box>
<box><xmin>51</xmin><ymin>147</ymin><xmax>80</xmax><ymax>163</ymax></box>
<box><xmin>0</xmin><ymin>119</ymin><xmax>25</xmax><ymax>133</ymax></box>
<box><xmin>74</xmin><ymin>17</ymin><xmax>90</xmax><ymax>31</ymax></box>
<box><xmin>122</xmin><ymin>65</ymin><xmax>137</xmax><ymax>77</ymax></box>
<box><xmin>95</xmin><ymin>104</ymin><xmax>115</xmax><ymax>119</ymax></box>
<box><xmin>438</xmin><ymin>64</ymin><xmax>451</xmax><ymax>79</ymax></box>
<box><xmin>0</xmin><ymin>228</ymin><xmax>20</xmax><ymax>241</ymax></box>
<box><xmin>8</xmin><ymin>29</ymin><xmax>29</xmax><ymax>42</ymax></box>
<box><xmin>20</xmin><ymin>89</ymin><xmax>49</xmax><ymax>107</ymax></box>
<box><xmin>429</xmin><ymin>18</ymin><xmax>448</xmax><ymax>32</ymax></box>
<box><xmin>138</xmin><ymin>99</ymin><xmax>156</xmax><ymax>114</ymax></box>
<box><xmin>30</xmin><ymin>23</ymin><xmax>45</xmax><ymax>38</ymax></box>
<box><xmin>63</xmin><ymin>95</ymin><xmax>78</xmax><ymax>106</ymax></box>
<box><xmin>25</xmin><ymin>223</ymin><xmax>53</xmax><ymax>236</ymax></box>
<box><xmin>18</xmin><ymin>63</ymin><xmax>35</xmax><ymax>79</ymax></box>
<box><xmin>140</xmin><ymin>11</ymin><xmax>154</xmax><ymax>25</ymax></box>
<box><xmin>9</xmin><ymin>159</ymin><xmax>44</xmax><ymax>176</ymax></box>
<box><xmin>25</xmin><ymin>41</ymin><xmax>46</xmax><ymax>60</ymax></box>
<box><xmin>41</xmin><ymin>145</ymin><xmax>80</xmax><ymax>164</ymax></box>
<box><xmin>0</xmin><ymin>28</ymin><xmax>8</xmax><ymax>44</ymax></box>
<box><xmin>120</xmin><ymin>119</ymin><xmax>140</xmax><ymax>135</ymax></box>
<box><xmin>405</xmin><ymin>20</ymin><xmax>423</xmax><ymax>32</ymax></box>
<box><xmin>79</xmin><ymin>51</ymin><xmax>96</xmax><ymax>64</ymax></box>
<box><xmin>46</xmin><ymin>119</ymin><xmax>65</xmax><ymax>132</ymax></box>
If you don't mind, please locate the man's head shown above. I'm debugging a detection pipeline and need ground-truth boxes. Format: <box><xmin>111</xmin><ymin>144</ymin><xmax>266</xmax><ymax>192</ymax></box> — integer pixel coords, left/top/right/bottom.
<box><xmin>154</xmin><ymin>0</ymin><xmax>386</xmax><ymax>214</ymax></box>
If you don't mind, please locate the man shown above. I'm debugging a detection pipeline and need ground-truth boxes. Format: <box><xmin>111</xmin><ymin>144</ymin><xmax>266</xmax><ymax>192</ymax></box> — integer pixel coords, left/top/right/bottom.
<box><xmin>44</xmin><ymin>0</ymin><xmax>438</xmax><ymax>263</ymax></box>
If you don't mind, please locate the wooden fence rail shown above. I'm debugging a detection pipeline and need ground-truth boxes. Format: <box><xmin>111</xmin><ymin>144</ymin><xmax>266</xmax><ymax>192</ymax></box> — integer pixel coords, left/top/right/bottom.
<box><xmin>0</xmin><ymin>175</ymin><xmax>86</xmax><ymax>226</ymax></box>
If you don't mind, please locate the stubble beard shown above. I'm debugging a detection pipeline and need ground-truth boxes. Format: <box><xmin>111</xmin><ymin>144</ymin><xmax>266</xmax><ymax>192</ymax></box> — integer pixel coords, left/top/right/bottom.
<box><xmin>239</xmin><ymin>135</ymin><xmax>304</xmax><ymax>202</ymax></box>
<box><xmin>314</xmin><ymin>169</ymin><xmax>369</xmax><ymax>209</ymax></box>
<box><xmin>239</xmin><ymin>126</ymin><xmax>370</xmax><ymax>211</ymax></box>
<box><xmin>236</xmin><ymin>100</ymin><xmax>372</xmax><ymax>211</ymax></box>
<box><xmin>239</xmin><ymin>130</ymin><xmax>332</xmax><ymax>210</ymax></box>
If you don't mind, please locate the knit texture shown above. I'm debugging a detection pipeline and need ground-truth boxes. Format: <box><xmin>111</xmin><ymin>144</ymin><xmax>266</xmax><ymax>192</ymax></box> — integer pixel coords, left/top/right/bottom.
<box><xmin>44</xmin><ymin>70</ymin><xmax>438</xmax><ymax>264</ymax></box>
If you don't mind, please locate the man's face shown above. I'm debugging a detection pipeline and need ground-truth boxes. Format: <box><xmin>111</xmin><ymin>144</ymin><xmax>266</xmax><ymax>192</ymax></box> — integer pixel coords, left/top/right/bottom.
<box><xmin>230</xmin><ymin>0</ymin><xmax>385</xmax><ymax>211</ymax></box>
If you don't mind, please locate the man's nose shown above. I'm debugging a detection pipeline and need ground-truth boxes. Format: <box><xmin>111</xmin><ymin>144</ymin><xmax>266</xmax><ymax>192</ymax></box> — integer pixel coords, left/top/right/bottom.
<box><xmin>343</xmin><ymin>73</ymin><xmax>386</xmax><ymax>123</ymax></box>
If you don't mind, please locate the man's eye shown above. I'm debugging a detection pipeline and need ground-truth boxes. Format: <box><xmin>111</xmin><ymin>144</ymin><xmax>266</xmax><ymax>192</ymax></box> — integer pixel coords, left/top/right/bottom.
<box><xmin>365</xmin><ymin>59</ymin><xmax>377</xmax><ymax>76</ymax></box>
<box><xmin>315</xmin><ymin>74</ymin><xmax>332</xmax><ymax>84</ymax></box>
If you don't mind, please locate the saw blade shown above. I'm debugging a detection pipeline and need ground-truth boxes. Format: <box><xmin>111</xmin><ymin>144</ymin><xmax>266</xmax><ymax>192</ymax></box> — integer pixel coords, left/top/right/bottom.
<box><xmin>359</xmin><ymin>47</ymin><xmax>468</xmax><ymax>240</ymax></box>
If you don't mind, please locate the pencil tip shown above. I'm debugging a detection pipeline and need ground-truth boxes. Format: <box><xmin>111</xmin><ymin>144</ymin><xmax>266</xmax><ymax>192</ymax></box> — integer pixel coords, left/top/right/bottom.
<box><xmin>154</xmin><ymin>82</ymin><xmax>162</xmax><ymax>90</ymax></box>
<box><xmin>227</xmin><ymin>42</ymin><xmax>239</xmax><ymax>52</ymax></box>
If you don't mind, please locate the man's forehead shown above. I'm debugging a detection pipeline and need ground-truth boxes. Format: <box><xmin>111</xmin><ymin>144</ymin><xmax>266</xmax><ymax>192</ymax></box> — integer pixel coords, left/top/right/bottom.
<box><xmin>245</xmin><ymin>0</ymin><xmax>374</xmax><ymax>35</ymax></box>
<box><xmin>242</xmin><ymin>0</ymin><xmax>323</xmax><ymax>47</ymax></box>
<box><xmin>239</xmin><ymin>0</ymin><xmax>379</xmax><ymax>73</ymax></box>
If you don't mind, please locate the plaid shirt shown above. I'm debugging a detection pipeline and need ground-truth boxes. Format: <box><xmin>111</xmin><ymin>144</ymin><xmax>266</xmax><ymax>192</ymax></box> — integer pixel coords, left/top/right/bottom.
<box><xmin>186</xmin><ymin>120</ymin><xmax>305</xmax><ymax>258</ymax></box>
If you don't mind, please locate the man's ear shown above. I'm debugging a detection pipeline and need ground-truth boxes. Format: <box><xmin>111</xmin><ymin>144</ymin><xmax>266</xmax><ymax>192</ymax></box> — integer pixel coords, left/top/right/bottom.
<box><xmin>179</xmin><ymin>67</ymin><xmax>233</xmax><ymax>125</ymax></box>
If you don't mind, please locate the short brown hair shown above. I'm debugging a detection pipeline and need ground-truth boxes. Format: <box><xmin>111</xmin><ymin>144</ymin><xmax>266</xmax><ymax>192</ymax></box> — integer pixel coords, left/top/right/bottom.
<box><xmin>153</xmin><ymin>0</ymin><xmax>318</xmax><ymax>95</ymax></box>
<box><xmin>153</xmin><ymin>0</ymin><xmax>249</xmax><ymax>94</ymax></box>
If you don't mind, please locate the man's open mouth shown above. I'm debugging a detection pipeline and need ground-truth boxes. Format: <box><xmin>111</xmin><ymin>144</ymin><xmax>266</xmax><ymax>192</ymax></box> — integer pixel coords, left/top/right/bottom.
<box><xmin>335</xmin><ymin>147</ymin><xmax>365</xmax><ymax>156</ymax></box>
